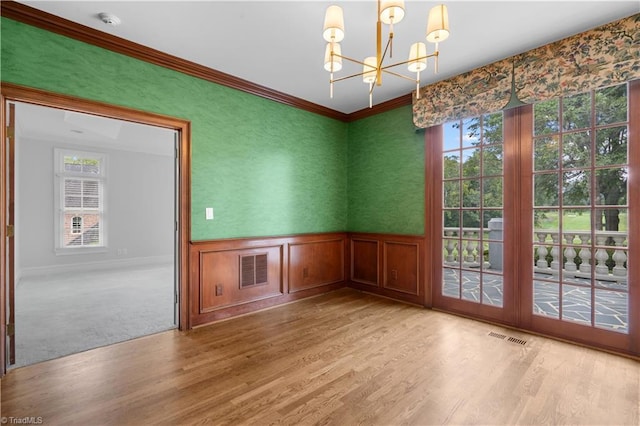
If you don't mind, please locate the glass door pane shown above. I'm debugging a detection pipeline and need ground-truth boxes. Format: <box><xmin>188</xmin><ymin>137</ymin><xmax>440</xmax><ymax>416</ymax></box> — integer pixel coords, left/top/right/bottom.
<box><xmin>442</xmin><ymin>113</ymin><xmax>505</xmax><ymax>308</ymax></box>
<box><xmin>532</xmin><ymin>84</ymin><xmax>629</xmax><ymax>333</ymax></box>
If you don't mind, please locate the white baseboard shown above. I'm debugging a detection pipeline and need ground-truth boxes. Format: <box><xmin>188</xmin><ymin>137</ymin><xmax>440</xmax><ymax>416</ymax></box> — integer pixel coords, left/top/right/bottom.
<box><xmin>19</xmin><ymin>255</ymin><xmax>174</xmax><ymax>279</ymax></box>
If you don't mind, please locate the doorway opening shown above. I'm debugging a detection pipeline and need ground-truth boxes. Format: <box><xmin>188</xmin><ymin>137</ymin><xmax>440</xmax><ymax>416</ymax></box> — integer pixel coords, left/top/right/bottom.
<box><xmin>14</xmin><ymin>102</ymin><xmax>177</xmax><ymax>367</ymax></box>
<box><xmin>2</xmin><ymin>84</ymin><xmax>191</xmax><ymax>373</ymax></box>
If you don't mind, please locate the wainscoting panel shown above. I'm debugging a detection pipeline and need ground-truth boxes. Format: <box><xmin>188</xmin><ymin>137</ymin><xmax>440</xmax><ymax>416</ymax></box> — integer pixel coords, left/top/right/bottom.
<box><xmin>348</xmin><ymin>233</ymin><xmax>424</xmax><ymax>305</ymax></box>
<box><xmin>289</xmin><ymin>239</ymin><xmax>344</xmax><ymax>293</ymax></box>
<box><xmin>383</xmin><ymin>241</ymin><xmax>419</xmax><ymax>295</ymax></box>
<box><xmin>350</xmin><ymin>238</ymin><xmax>379</xmax><ymax>287</ymax></box>
<box><xmin>199</xmin><ymin>245</ymin><xmax>283</xmax><ymax>313</ymax></box>
<box><xmin>190</xmin><ymin>233</ymin><xmax>347</xmax><ymax>326</ymax></box>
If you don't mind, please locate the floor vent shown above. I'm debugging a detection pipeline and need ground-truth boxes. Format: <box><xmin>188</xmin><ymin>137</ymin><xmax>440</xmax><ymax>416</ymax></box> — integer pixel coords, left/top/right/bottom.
<box><xmin>507</xmin><ymin>336</ymin><xmax>527</xmax><ymax>345</ymax></box>
<box><xmin>488</xmin><ymin>332</ymin><xmax>528</xmax><ymax>346</ymax></box>
<box><xmin>488</xmin><ymin>332</ymin><xmax>507</xmax><ymax>340</ymax></box>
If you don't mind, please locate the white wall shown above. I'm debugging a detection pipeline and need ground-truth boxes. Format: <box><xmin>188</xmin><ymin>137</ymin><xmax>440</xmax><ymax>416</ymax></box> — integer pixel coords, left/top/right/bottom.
<box><xmin>16</xmin><ymin>135</ymin><xmax>175</xmax><ymax>277</ymax></box>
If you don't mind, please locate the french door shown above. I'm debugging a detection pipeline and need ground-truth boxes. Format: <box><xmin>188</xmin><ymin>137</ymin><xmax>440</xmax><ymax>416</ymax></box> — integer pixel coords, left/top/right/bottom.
<box><xmin>428</xmin><ymin>80</ymin><xmax>639</xmax><ymax>355</ymax></box>
<box><xmin>428</xmin><ymin>110</ymin><xmax>517</xmax><ymax>324</ymax></box>
<box><xmin>521</xmin><ymin>82</ymin><xmax>638</xmax><ymax>353</ymax></box>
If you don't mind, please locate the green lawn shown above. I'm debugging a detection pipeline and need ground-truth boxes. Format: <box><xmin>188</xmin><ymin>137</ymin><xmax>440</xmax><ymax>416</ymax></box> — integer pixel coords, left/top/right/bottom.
<box><xmin>535</xmin><ymin>211</ymin><xmax>627</xmax><ymax>232</ymax></box>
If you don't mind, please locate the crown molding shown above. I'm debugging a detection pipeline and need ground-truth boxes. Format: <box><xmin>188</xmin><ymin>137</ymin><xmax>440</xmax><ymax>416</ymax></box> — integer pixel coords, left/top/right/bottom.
<box><xmin>1</xmin><ymin>1</ymin><xmax>411</xmax><ymax>123</ymax></box>
<box><xmin>345</xmin><ymin>94</ymin><xmax>413</xmax><ymax>122</ymax></box>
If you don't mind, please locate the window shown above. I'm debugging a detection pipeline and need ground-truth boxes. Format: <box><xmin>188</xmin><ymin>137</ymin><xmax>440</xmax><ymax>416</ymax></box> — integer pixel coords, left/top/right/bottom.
<box><xmin>55</xmin><ymin>149</ymin><xmax>106</xmax><ymax>252</ymax></box>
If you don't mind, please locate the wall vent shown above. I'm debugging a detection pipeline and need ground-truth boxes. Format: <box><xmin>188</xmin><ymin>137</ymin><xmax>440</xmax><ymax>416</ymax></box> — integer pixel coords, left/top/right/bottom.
<box><xmin>240</xmin><ymin>254</ymin><xmax>268</xmax><ymax>288</ymax></box>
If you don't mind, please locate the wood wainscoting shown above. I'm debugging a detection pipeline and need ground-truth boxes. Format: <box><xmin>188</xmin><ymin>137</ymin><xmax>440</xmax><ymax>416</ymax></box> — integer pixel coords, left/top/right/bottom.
<box><xmin>348</xmin><ymin>233</ymin><xmax>425</xmax><ymax>306</ymax></box>
<box><xmin>189</xmin><ymin>233</ymin><xmax>347</xmax><ymax>326</ymax></box>
<box><xmin>189</xmin><ymin>232</ymin><xmax>426</xmax><ymax>327</ymax></box>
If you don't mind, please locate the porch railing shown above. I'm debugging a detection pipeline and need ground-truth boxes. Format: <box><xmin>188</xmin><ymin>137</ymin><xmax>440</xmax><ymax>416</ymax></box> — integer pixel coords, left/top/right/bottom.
<box><xmin>534</xmin><ymin>230</ymin><xmax>628</xmax><ymax>282</ymax></box>
<box><xmin>443</xmin><ymin>227</ymin><xmax>491</xmax><ymax>270</ymax></box>
<box><xmin>443</xmin><ymin>222</ymin><xmax>628</xmax><ymax>282</ymax></box>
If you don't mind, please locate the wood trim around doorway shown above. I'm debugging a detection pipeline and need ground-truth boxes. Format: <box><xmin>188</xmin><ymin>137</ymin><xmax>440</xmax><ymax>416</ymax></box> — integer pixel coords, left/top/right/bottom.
<box><xmin>1</xmin><ymin>92</ymin><xmax>7</xmax><ymax>374</ymax></box>
<box><xmin>0</xmin><ymin>82</ymin><xmax>192</xmax><ymax>376</ymax></box>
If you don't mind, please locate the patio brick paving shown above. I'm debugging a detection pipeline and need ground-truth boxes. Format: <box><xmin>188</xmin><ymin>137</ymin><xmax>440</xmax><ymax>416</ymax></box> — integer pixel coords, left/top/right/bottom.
<box><xmin>442</xmin><ymin>268</ymin><xmax>628</xmax><ymax>333</ymax></box>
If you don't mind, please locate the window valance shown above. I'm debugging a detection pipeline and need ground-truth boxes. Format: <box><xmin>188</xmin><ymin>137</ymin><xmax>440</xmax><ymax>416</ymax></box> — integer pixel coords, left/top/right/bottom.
<box><xmin>413</xmin><ymin>13</ymin><xmax>640</xmax><ymax>129</ymax></box>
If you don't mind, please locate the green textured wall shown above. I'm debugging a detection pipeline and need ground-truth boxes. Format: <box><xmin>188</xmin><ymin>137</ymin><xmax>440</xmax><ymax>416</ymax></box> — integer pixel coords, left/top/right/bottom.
<box><xmin>1</xmin><ymin>18</ymin><xmax>348</xmax><ymax>240</ymax></box>
<box><xmin>347</xmin><ymin>106</ymin><xmax>425</xmax><ymax>235</ymax></box>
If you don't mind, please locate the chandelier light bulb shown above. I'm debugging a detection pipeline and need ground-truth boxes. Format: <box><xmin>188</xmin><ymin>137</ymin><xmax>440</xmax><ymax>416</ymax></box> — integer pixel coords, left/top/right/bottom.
<box><xmin>426</xmin><ymin>4</ymin><xmax>450</xmax><ymax>43</ymax></box>
<box><xmin>324</xmin><ymin>43</ymin><xmax>343</xmax><ymax>72</ymax></box>
<box><xmin>323</xmin><ymin>5</ymin><xmax>345</xmax><ymax>42</ymax></box>
<box><xmin>362</xmin><ymin>57</ymin><xmax>378</xmax><ymax>84</ymax></box>
<box><xmin>380</xmin><ymin>0</ymin><xmax>405</xmax><ymax>25</ymax></box>
<box><xmin>408</xmin><ymin>42</ymin><xmax>427</xmax><ymax>72</ymax></box>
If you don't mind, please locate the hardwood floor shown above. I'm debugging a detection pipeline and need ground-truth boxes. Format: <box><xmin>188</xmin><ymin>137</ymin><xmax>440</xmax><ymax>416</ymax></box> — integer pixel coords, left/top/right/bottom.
<box><xmin>2</xmin><ymin>288</ymin><xmax>638</xmax><ymax>425</ymax></box>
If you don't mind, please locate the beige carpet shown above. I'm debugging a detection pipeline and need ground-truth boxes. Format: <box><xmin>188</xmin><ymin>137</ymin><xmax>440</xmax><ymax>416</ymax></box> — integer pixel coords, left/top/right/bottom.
<box><xmin>13</xmin><ymin>263</ymin><xmax>176</xmax><ymax>368</ymax></box>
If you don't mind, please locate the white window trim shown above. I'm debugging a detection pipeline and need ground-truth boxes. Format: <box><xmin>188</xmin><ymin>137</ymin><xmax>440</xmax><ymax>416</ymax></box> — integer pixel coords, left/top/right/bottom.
<box><xmin>54</xmin><ymin>148</ymin><xmax>108</xmax><ymax>255</ymax></box>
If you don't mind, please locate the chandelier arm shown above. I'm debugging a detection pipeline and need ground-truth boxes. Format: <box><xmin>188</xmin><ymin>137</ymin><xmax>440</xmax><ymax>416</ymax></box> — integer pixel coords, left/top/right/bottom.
<box><xmin>379</xmin><ymin>54</ymin><xmax>438</xmax><ymax>71</ymax></box>
<box><xmin>332</xmin><ymin>53</ymin><xmax>371</xmax><ymax>68</ymax></box>
<box><xmin>378</xmin><ymin>36</ymin><xmax>392</xmax><ymax>69</ymax></box>
<box><xmin>331</xmin><ymin>71</ymin><xmax>369</xmax><ymax>83</ymax></box>
<box><xmin>380</xmin><ymin>69</ymin><xmax>417</xmax><ymax>82</ymax></box>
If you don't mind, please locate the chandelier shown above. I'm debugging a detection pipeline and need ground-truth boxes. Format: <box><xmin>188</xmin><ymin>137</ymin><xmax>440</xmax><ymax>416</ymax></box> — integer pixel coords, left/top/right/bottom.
<box><xmin>323</xmin><ymin>1</ymin><xmax>450</xmax><ymax>108</ymax></box>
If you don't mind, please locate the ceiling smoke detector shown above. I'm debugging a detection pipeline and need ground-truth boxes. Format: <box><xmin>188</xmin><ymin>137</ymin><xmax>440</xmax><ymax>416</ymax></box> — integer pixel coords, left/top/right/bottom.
<box><xmin>98</xmin><ymin>12</ymin><xmax>121</xmax><ymax>26</ymax></box>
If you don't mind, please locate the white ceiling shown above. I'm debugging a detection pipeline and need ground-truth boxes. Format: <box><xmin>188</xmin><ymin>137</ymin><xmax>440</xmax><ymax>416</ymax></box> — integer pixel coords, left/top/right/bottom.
<box><xmin>14</xmin><ymin>102</ymin><xmax>176</xmax><ymax>156</ymax></box>
<box><xmin>18</xmin><ymin>0</ymin><xmax>640</xmax><ymax>114</ymax></box>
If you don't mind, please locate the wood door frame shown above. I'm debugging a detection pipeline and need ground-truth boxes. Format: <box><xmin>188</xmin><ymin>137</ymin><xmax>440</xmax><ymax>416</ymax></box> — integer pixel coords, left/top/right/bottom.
<box><xmin>6</xmin><ymin>102</ymin><xmax>16</xmax><ymax>366</ymax></box>
<box><xmin>0</xmin><ymin>83</ymin><xmax>192</xmax><ymax>376</ymax></box>
<box><xmin>1</xmin><ymin>90</ymin><xmax>6</xmax><ymax>373</ymax></box>
<box><xmin>629</xmin><ymin>80</ymin><xmax>640</xmax><ymax>355</ymax></box>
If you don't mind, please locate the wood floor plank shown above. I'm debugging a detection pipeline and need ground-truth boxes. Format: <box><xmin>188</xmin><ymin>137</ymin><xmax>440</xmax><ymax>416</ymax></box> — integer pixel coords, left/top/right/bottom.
<box><xmin>1</xmin><ymin>288</ymin><xmax>638</xmax><ymax>425</ymax></box>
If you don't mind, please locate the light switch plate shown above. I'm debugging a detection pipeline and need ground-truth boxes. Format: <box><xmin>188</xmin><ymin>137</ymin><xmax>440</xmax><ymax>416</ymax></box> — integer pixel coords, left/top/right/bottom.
<box><xmin>205</xmin><ymin>207</ymin><xmax>214</xmax><ymax>220</ymax></box>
